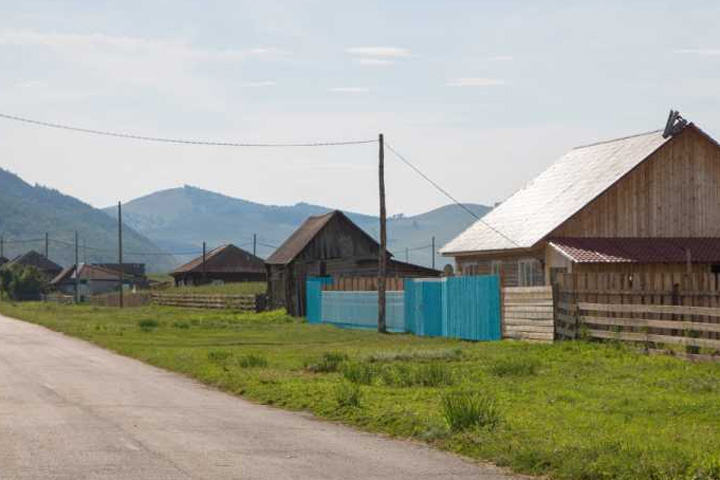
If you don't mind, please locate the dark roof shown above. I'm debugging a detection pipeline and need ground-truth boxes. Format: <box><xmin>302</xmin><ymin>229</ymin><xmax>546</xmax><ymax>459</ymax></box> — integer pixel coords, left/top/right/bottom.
<box><xmin>7</xmin><ymin>250</ymin><xmax>63</xmax><ymax>272</ymax></box>
<box><xmin>171</xmin><ymin>244</ymin><xmax>265</xmax><ymax>276</ymax></box>
<box><xmin>95</xmin><ymin>263</ymin><xmax>146</xmax><ymax>277</ymax></box>
<box><xmin>549</xmin><ymin>238</ymin><xmax>720</xmax><ymax>264</ymax></box>
<box><xmin>51</xmin><ymin>264</ymin><xmax>136</xmax><ymax>285</ymax></box>
<box><xmin>388</xmin><ymin>259</ymin><xmax>441</xmax><ymax>277</ymax></box>
<box><xmin>266</xmin><ymin>211</ymin><xmax>381</xmax><ymax>265</ymax></box>
<box><xmin>0</xmin><ymin>256</ymin><xmax>8</xmax><ymax>266</ymax></box>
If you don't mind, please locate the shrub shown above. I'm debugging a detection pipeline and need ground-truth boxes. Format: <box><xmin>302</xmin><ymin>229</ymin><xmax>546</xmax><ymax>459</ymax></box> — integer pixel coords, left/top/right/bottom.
<box><xmin>441</xmin><ymin>390</ymin><xmax>501</xmax><ymax>432</ymax></box>
<box><xmin>239</xmin><ymin>354</ymin><xmax>268</xmax><ymax>368</ymax></box>
<box><xmin>138</xmin><ymin>319</ymin><xmax>159</xmax><ymax>332</ymax></box>
<box><xmin>342</xmin><ymin>362</ymin><xmax>378</xmax><ymax>385</ymax></box>
<box><xmin>335</xmin><ymin>382</ymin><xmax>362</xmax><ymax>408</ymax></box>
<box><xmin>305</xmin><ymin>351</ymin><xmax>348</xmax><ymax>373</ymax></box>
<box><xmin>490</xmin><ymin>356</ymin><xmax>540</xmax><ymax>377</ymax></box>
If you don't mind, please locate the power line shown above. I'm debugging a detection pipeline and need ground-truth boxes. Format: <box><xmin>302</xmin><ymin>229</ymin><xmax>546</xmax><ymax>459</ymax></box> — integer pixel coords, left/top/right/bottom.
<box><xmin>384</xmin><ymin>142</ymin><xmax>521</xmax><ymax>248</ymax></box>
<box><xmin>0</xmin><ymin>112</ymin><xmax>378</xmax><ymax>148</ymax></box>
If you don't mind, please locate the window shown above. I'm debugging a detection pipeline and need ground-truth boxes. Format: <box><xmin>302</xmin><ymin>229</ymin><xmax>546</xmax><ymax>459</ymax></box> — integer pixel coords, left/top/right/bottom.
<box><xmin>463</xmin><ymin>262</ymin><xmax>478</xmax><ymax>276</ymax></box>
<box><xmin>491</xmin><ymin>261</ymin><xmax>502</xmax><ymax>277</ymax></box>
<box><xmin>518</xmin><ymin>259</ymin><xmax>535</xmax><ymax>286</ymax></box>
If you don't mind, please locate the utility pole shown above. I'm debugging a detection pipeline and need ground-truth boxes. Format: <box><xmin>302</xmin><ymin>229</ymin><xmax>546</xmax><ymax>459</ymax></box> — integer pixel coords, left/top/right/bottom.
<box><xmin>45</xmin><ymin>232</ymin><xmax>49</xmax><ymax>259</ymax></box>
<box><xmin>405</xmin><ymin>247</ymin><xmax>409</xmax><ymax>263</ymax></box>
<box><xmin>253</xmin><ymin>234</ymin><xmax>257</xmax><ymax>257</ymax></box>
<box><xmin>74</xmin><ymin>231</ymin><xmax>79</xmax><ymax>304</ymax></box>
<box><xmin>377</xmin><ymin>133</ymin><xmax>387</xmax><ymax>333</ymax></box>
<box><xmin>118</xmin><ymin>201</ymin><xmax>124</xmax><ymax>308</ymax></box>
<box><xmin>1</xmin><ymin>234</ymin><xmax>3</xmax><ymax>259</ymax></box>
<box><xmin>202</xmin><ymin>241</ymin><xmax>207</xmax><ymax>284</ymax></box>
<box><xmin>83</xmin><ymin>239</ymin><xmax>87</xmax><ymax>263</ymax></box>
<box><xmin>432</xmin><ymin>236</ymin><xmax>436</xmax><ymax>270</ymax></box>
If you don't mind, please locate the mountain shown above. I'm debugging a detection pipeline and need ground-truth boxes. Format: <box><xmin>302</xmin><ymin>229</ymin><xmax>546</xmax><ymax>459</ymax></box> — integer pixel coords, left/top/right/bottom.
<box><xmin>0</xmin><ymin>168</ymin><xmax>174</xmax><ymax>272</ymax></box>
<box><xmin>107</xmin><ymin>185</ymin><xmax>490</xmax><ymax>270</ymax></box>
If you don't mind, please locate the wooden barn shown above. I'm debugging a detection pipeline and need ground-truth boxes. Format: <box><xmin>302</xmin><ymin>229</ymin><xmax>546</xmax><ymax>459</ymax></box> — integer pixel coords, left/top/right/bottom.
<box><xmin>266</xmin><ymin>210</ymin><xmax>440</xmax><ymax>316</ymax></box>
<box><xmin>441</xmin><ymin>111</ymin><xmax>720</xmax><ymax>286</ymax></box>
<box><xmin>170</xmin><ymin>244</ymin><xmax>266</xmax><ymax>287</ymax></box>
<box><xmin>4</xmin><ymin>250</ymin><xmax>63</xmax><ymax>280</ymax></box>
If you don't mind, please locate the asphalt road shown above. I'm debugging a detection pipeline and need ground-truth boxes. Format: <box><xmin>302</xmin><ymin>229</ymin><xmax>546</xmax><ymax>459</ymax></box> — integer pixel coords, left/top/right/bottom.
<box><xmin>0</xmin><ymin>314</ymin><xmax>521</xmax><ymax>480</ymax></box>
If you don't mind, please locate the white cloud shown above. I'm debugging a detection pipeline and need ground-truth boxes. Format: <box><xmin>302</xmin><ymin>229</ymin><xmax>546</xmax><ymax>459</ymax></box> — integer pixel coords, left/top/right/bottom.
<box><xmin>445</xmin><ymin>77</ymin><xmax>506</xmax><ymax>87</ymax></box>
<box><xmin>674</xmin><ymin>48</ymin><xmax>720</xmax><ymax>56</ymax></box>
<box><xmin>357</xmin><ymin>58</ymin><xmax>394</xmax><ymax>66</ymax></box>
<box><xmin>331</xmin><ymin>87</ymin><xmax>369</xmax><ymax>93</ymax></box>
<box><xmin>346</xmin><ymin>47</ymin><xmax>411</xmax><ymax>58</ymax></box>
<box><xmin>240</xmin><ymin>81</ymin><xmax>277</xmax><ymax>88</ymax></box>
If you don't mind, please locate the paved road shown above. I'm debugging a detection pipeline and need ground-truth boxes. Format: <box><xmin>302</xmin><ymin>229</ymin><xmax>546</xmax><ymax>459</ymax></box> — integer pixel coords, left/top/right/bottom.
<box><xmin>0</xmin><ymin>314</ymin><xmax>520</xmax><ymax>480</ymax></box>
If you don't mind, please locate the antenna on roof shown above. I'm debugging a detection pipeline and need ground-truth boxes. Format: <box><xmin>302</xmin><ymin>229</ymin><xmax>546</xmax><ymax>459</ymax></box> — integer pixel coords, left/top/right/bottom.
<box><xmin>662</xmin><ymin>109</ymin><xmax>688</xmax><ymax>138</ymax></box>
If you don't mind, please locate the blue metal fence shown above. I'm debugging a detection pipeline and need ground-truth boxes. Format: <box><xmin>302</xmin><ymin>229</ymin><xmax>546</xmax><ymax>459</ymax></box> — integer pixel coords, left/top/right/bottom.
<box><xmin>306</xmin><ymin>275</ymin><xmax>501</xmax><ymax>341</ymax></box>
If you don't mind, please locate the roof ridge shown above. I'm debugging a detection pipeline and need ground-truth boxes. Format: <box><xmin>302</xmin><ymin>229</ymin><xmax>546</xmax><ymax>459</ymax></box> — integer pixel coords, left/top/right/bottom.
<box><xmin>572</xmin><ymin>129</ymin><xmax>663</xmax><ymax>150</ymax></box>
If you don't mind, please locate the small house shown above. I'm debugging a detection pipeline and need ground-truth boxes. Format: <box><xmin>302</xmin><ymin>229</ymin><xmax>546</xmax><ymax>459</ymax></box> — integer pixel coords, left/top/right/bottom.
<box><xmin>441</xmin><ymin>112</ymin><xmax>720</xmax><ymax>285</ymax></box>
<box><xmin>266</xmin><ymin>210</ymin><xmax>440</xmax><ymax>316</ymax></box>
<box><xmin>51</xmin><ymin>263</ymin><xmax>138</xmax><ymax>299</ymax></box>
<box><xmin>5</xmin><ymin>250</ymin><xmax>63</xmax><ymax>280</ymax></box>
<box><xmin>170</xmin><ymin>244</ymin><xmax>266</xmax><ymax>287</ymax></box>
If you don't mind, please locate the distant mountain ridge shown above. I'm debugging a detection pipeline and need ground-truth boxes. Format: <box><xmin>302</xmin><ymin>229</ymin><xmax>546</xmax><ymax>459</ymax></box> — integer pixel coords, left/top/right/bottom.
<box><xmin>106</xmin><ymin>185</ymin><xmax>490</xmax><ymax>269</ymax></box>
<box><xmin>0</xmin><ymin>168</ymin><xmax>174</xmax><ymax>272</ymax></box>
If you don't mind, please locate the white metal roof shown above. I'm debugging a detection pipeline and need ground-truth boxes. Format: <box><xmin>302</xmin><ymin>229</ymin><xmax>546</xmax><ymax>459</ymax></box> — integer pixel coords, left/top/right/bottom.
<box><xmin>441</xmin><ymin>129</ymin><xmax>671</xmax><ymax>255</ymax></box>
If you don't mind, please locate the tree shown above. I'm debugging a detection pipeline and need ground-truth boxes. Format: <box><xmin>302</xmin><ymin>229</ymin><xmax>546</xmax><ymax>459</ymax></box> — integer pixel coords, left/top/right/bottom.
<box><xmin>0</xmin><ymin>265</ymin><xmax>46</xmax><ymax>301</ymax></box>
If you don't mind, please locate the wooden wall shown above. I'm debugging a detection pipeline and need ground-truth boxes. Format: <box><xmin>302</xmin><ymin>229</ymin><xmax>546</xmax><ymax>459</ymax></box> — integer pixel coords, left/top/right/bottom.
<box><xmin>502</xmin><ymin>286</ymin><xmax>554</xmax><ymax>342</ymax></box>
<box><xmin>455</xmin><ymin>249</ymin><xmax>544</xmax><ymax>287</ymax></box>
<box><xmin>551</xmin><ymin>127</ymin><xmax>720</xmax><ymax>238</ymax></box>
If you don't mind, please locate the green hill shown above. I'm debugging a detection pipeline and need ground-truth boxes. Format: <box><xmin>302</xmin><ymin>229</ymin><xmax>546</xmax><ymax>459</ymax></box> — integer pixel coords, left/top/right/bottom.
<box><xmin>0</xmin><ymin>168</ymin><xmax>174</xmax><ymax>272</ymax></box>
<box><xmin>106</xmin><ymin>185</ymin><xmax>490</xmax><ymax>270</ymax></box>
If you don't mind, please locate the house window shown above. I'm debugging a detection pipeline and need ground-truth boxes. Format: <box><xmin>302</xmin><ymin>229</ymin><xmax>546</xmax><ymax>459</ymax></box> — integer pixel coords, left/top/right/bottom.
<box><xmin>463</xmin><ymin>262</ymin><xmax>478</xmax><ymax>276</ymax></box>
<box><xmin>518</xmin><ymin>259</ymin><xmax>535</xmax><ymax>286</ymax></box>
<box><xmin>491</xmin><ymin>261</ymin><xmax>502</xmax><ymax>277</ymax></box>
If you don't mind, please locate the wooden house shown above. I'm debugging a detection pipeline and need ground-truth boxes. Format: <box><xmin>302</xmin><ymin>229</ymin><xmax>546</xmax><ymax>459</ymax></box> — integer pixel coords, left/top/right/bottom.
<box><xmin>170</xmin><ymin>244</ymin><xmax>266</xmax><ymax>287</ymax></box>
<box><xmin>5</xmin><ymin>250</ymin><xmax>63</xmax><ymax>280</ymax></box>
<box><xmin>50</xmin><ymin>264</ymin><xmax>139</xmax><ymax>299</ymax></box>
<box><xmin>266</xmin><ymin>210</ymin><xmax>440</xmax><ymax>316</ymax></box>
<box><xmin>441</xmin><ymin>112</ymin><xmax>720</xmax><ymax>286</ymax></box>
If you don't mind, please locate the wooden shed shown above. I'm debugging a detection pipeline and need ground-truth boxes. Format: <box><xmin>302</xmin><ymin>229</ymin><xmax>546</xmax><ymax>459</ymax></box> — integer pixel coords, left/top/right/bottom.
<box><xmin>266</xmin><ymin>210</ymin><xmax>440</xmax><ymax>316</ymax></box>
<box><xmin>170</xmin><ymin>244</ymin><xmax>266</xmax><ymax>287</ymax></box>
<box><xmin>441</xmin><ymin>112</ymin><xmax>720</xmax><ymax>286</ymax></box>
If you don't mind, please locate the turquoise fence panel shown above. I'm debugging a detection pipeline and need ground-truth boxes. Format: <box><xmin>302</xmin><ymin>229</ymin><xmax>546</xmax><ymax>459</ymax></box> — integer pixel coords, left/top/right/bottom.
<box><xmin>404</xmin><ymin>279</ymin><xmax>444</xmax><ymax>337</ymax></box>
<box><xmin>443</xmin><ymin>276</ymin><xmax>501</xmax><ymax>341</ymax></box>
<box><xmin>321</xmin><ymin>291</ymin><xmax>405</xmax><ymax>332</ymax></box>
<box><xmin>306</xmin><ymin>277</ymin><xmax>332</xmax><ymax>324</ymax></box>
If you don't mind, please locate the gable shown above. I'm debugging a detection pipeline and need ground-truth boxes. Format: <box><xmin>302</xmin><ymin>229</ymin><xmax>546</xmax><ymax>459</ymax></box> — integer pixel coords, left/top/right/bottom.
<box><xmin>295</xmin><ymin>213</ymin><xmax>380</xmax><ymax>262</ymax></box>
<box><xmin>441</xmin><ymin>130</ymin><xmax>670</xmax><ymax>255</ymax></box>
<box><xmin>551</xmin><ymin>126</ymin><xmax>720</xmax><ymax>238</ymax></box>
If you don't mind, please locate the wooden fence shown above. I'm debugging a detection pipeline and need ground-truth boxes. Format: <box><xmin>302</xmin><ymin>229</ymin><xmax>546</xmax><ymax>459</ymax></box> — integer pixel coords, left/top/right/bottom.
<box><xmin>555</xmin><ymin>272</ymin><xmax>720</xmax><ymax>360</ymax></box>
<box><xmin>323</xmin><ymin>277</ymin><xmax>405</xmax><ymax>292</ymax></box>
<box><xmin>89</xmin><ymin>292</ymin><xmax>151</xmax><ymax>308</ymax></box>
<box><xmin>502</xmin><ymin>286</ymin><xmax>554</xmax><ymax>342</ymax></box>
<box><xmin>150</xmin><ymin>293</ymin><xmax>265</xmax><ymax>312</ymax></box>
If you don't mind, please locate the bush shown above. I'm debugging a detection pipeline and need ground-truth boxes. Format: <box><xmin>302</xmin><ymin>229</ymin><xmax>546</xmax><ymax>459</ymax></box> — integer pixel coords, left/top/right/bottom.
<box><xmin>138</xmin><ymin>319</ymin><xmax>159</xmax><ymax>332</ymax></box>
<box><xmin>335</xmin><ymin>382</ymin><xmax>362</xmax><ymax>408</ymax></box>
<box><xmin>0</xmin><ymin>264</ymin><xmax>46</xmax><ymax>301</ymax></box>
<box><xmin>441</xmin><ymin>390</ymin><xmax>501</xmax><ymax>432</ymax></box>
<box><xmin>305</xmin><ymin>351</ymin><xmax>348</xmax><ymax>373</ymax></box>
<box><xmin>490</xmin><ymin>356</ymin><xmax>540</xmax><ymax>377</ymax></box>
<box><xmin>239</xmin><ymin>354</ymin><xmax>268</xmax><ymax>368</ymax></box>
<box><xmin>342</xmin><ymin>362</ymin><xmax>378</xmax><ymax>385</ymax></box>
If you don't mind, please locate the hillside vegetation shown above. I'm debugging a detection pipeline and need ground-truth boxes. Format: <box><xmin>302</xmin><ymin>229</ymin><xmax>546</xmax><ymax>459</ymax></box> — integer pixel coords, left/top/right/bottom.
<box><xmin>0</xmin><ymin>168</ymin><xmax>173</xmax><ymax>272</ymax></box>
<box><xmin>3</xmin><ymin>302</ymin><xmax>720</xmax><ymax>480</ymax></box>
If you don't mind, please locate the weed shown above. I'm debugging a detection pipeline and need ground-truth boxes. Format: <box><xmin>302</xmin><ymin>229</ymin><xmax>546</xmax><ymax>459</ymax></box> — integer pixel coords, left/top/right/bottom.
<box><xmin>365</xmin><ymin>348</ymin><xmax>463</xmax><ymax>363</ymax></box>
<box><xmin>172</xmin><ymin>320</ymin><xmax>191</xmax><ymax>329</ymax></box>
<box><xmin>441</xmin><ymin>390</ymin><xmax>501</xmax><ymax>432</ymax></box>
<box><xmin>305</xmin><ymin>351</ymin><xmax>348</xmax><ymax>373</ymax></box>
<box><xmin>335</xmin><ymin>382</ymin><xmax>362</xmax><ymax>408</ymax></box>
<box><xmin>239</xmin><ymin>354</ymin><xmax>268</xmax><ymax>368</ymax></box>
<box><xmin>137</xmin><ymin>319</ymin><xmax>159</xmax><ymax>332</ymax></box>
<box><xmin>687</xmin><ymin>457</ymin><xmax>720</xmax><ymax>480</ymax></box>
<box><xmin>341</xmin><ymin>362</ymin><xmax>378</xmax><ymax>385</ymax></box>
<box><xmin>381</xmin><ymin>363</ymin><xmax>454</xmax><ymax>387</ymax></box>
<box><xmin>207</xmin><ymin>349</ymin><xmax>233</xmax><ymax>365</ymax></box>
<box><xmin>490</xmin><ymin>356</ymin><xmax>540</xmax><ymax>377</ymax></box>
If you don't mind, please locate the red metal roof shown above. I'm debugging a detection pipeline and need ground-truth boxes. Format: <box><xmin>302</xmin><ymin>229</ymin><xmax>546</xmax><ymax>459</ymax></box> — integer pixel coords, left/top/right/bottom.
<box><xmin>548</xmin><ymin>238</ymin><xmax>720</xmax><ymax>264</ymax></box>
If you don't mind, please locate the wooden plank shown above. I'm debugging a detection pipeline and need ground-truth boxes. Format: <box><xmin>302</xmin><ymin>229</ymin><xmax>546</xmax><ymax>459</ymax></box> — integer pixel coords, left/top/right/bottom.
<box><xmin>578</xmin><ymin>302</ymin><xmax>720</xmax><ymax>317</ymax></box>
<box><xmin>588</xmin><ymin>329</ymin><xmax>720</xmax><ymax>349</ymax></box>
<box><xmin>581</xmin><ymin>315</ymin><xmax>720</xmax><ymax>334</ymax></box>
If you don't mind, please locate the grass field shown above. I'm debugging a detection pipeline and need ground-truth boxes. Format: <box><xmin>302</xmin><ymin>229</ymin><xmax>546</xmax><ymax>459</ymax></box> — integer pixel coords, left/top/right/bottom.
<box><xmin>2</xmin><ymin>302</ymin><xmax>720</xmax><ymax>480</ymax></box>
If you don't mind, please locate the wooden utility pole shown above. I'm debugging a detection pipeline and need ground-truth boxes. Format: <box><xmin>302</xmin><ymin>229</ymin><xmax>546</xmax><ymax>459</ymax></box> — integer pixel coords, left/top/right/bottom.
<box><xmin>405</xmin><ymin>247</ymin><xmax>409</xmax><ymax>263</ymax></box>
<box><xmin>432</xmin><ymin>236</ymin><xmax>436</xmax><ymax>270</ymax></box>
<box><xmin>202</xmin><ymin>242</ymin><xmax>207</xmax><ymax>284</ymax></box>
<box><xmin>45</xmin><ymin>232</ymin><xmax>49</xmax><ymax>259</ymax></box>
<box><xmin>378</xmin><ymin>133</ymin><xmax>387</xmax><ymax>333</ymax></box>
<box><xmin>74</xmin><ymin>231</ymin><xmax>79</xmax><ymax>304</ymax></box>
<box><xmin>1</xmin><ymin>235</ymin><xmax>3</xmax><ymax>259</ymax></box>
<box><xmin>253</xmin><ymin>234</ymin><xmax>257</xmax><ymax>256</ymax></box>
<box><xmin>118</xmin><ymin>201</ymin><xmax>124</xmax><ymax>308</ymax></box>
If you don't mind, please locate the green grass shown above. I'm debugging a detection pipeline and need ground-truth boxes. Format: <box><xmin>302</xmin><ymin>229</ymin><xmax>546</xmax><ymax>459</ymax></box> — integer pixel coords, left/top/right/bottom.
<box><xmin>2</xmin><ymin>301</ymin><xmax>720</xmax><ymax>479</ymax></box>
<box><xmin>169</xmin><ymin>282</ymin><xmax>266</xmax><ymax>295</ymax></box>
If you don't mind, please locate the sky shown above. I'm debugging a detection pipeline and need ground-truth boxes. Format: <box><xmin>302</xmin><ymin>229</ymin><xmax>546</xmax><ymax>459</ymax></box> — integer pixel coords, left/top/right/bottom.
<box><xmin>1</xmin><ymin>0</ymin><xmax>720</xmax><ymax>216</ymax></box>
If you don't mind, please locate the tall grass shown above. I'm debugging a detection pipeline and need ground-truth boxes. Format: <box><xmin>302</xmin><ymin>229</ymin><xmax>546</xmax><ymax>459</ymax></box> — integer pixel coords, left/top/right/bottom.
<box><xmin>335</xmin><ymin>382</ymin><xmax>362</xmax><ymax>408</ymax></box>
<box><xmin>441</xmin><ymin>390</ymin><xmax>501</xmax><ymax>432</ymax></box>
<box><xmin>305</xmin><ymin>351</ymin><xmax>348</xmax><ymax>373</ymax></box>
